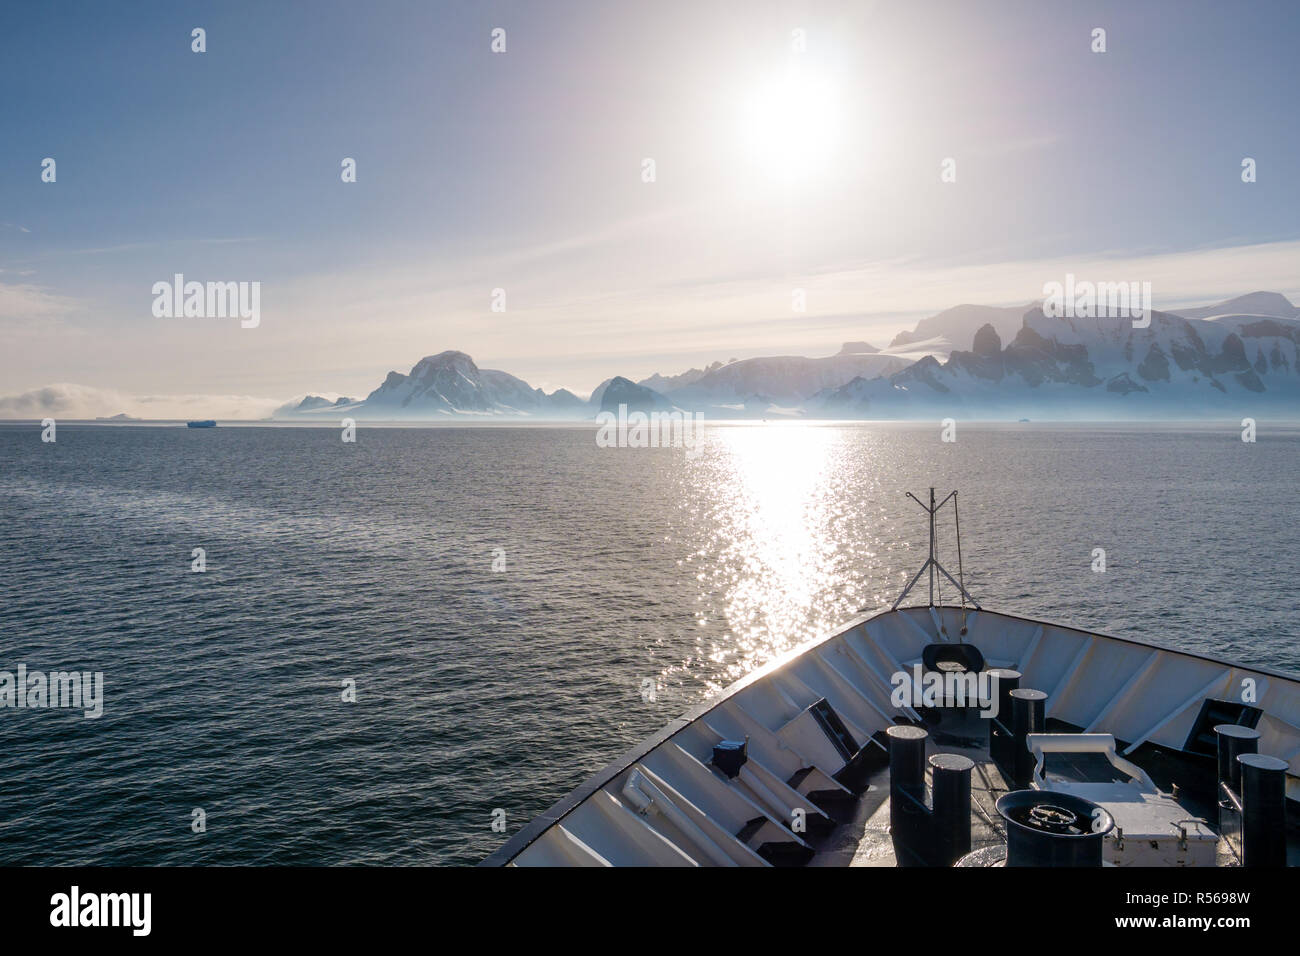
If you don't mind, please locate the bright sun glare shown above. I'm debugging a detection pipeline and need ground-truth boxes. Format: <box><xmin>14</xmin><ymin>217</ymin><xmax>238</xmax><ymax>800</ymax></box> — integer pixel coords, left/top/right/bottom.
<box><xmin>738</xmin><ymin>69</ymin><xmax>841</xmax><ymax>185</ymax></box>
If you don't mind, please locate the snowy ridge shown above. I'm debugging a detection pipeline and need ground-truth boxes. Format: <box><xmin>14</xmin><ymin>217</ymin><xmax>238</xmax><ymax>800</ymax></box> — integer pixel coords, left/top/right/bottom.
<box><xmin>272</xmin><ymin>292</ymin><xmax>1300</xmax><ymax>421</ymax></box>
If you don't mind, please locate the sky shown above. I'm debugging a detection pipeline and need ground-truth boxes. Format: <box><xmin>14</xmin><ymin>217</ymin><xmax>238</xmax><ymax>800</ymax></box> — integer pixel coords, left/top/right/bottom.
<box><xmin>2</xmin><ymin>0</ymin><xmax>1299</xmax><ymax>416</ymax></box>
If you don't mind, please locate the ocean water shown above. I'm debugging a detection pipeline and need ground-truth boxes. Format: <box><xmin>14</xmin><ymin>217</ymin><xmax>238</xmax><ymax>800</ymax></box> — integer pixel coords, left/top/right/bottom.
<box><xmin>0</xmin><ymin>421</ymin><xmax>1297</xmax><ymax>866</ymax></box>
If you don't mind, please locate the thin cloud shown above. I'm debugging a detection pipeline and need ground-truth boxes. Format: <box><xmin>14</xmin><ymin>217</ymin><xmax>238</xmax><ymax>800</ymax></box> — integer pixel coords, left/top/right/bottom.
<box><xmin>0</xmin><ymin>281</ymin><xmax>79</xmax><ymax>320</ymax></box>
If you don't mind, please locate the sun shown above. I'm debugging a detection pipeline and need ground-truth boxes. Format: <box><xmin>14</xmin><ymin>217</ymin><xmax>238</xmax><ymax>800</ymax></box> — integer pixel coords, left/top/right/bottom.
<box><xmin>737</xmin><ymin>68</ymin><xmax>841</xmax><ymax>186</ymax></box>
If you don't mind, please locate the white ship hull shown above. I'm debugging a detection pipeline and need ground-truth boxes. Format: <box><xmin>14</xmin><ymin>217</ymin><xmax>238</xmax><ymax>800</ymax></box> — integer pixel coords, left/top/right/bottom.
<box><xmin>484</xmin><ymin>604</ymin><xmax>1300</xmax><ymax>867</ymax></box>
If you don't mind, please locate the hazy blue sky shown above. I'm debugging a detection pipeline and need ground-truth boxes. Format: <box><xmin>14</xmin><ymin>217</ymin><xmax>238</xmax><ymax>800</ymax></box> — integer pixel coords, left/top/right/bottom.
<box><xmin>2</xmin><ymin>0</ymin><xmax>1298</xmax><ymax>414</ymax></box>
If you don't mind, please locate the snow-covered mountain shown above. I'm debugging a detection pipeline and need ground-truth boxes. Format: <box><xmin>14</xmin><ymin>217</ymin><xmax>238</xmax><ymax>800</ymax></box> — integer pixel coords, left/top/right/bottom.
<box><xmin>597</xmin><ymin>376</ymin><xmax>676</xmax><ymax>413</ymax></box>
<box><xmin>888</xmin><ymin>303</ymin><xmax>1036</xmax><ymax>354</ymax></box>
<box><xmin>653</xmin><ymin>347</ymin><xmax>908</xmax><ymax>414</ymax></box>
<box><xmin>818</xmin><ymin>301</ymin><xmax>1300</xmax><ymax>419</ymax></box>
<box><xmin>271</xmin><ymin>394</ymin><xmax>360</xmax><ymax>417</ymax></box>
<box><xmin>1168</xmin><ymin>291</ymin><xmax>1300</xmax><ymax>321</ymax></box>
<box><xmin>277</xmin><ymin>351</ymin><xmax>587</xmax><ymax>419</ymax></box>
<box><xmin>837</xmin><ymin>341</ymin><xmax>880</xmax><ymax>355</ymax></box>
<box><xmin>637</xmin><ymin>361</ymin><xmax>725</xmax><ymax>395</ymax></box>
<box><xmin>272</xmin><ymin>292</ymin><xmax>1300</xmax><ymax>421</ymax></box>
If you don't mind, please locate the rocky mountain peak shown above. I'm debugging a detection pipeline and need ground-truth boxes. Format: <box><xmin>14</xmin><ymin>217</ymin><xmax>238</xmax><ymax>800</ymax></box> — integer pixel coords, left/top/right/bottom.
<box><xmin>972</xmin><ymin>323</ymin><xmax>1002</xmax><ymax>357</ymax></box>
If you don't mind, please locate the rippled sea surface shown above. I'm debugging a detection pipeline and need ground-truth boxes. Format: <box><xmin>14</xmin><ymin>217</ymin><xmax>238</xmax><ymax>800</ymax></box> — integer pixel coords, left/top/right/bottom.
<box><xmin>1</xmin><ymin>422</ymin><xmax>1297</xmax><ymax>865</ymax></box>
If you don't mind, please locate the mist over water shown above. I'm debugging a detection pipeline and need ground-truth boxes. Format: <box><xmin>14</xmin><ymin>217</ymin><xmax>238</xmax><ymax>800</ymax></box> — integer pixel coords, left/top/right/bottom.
<box><xmin>1</xmin><ymin>422</ymin><xmax>1296</xmax><ymax>865</ymax></box>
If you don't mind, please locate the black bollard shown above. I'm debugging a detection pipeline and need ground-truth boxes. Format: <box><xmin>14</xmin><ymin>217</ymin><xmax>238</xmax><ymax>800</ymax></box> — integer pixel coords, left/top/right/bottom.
<box><xmin>930</xmin><ymin>753</ymin><xmax>974</xmax><ymax>866</ymax></box>
<box><xmin>1215</xmin><ymin>724</ymin><xmax>1259</xmax><ymax>795</ymax></box>
<box><xmin>1010</xmin><ymin>689</ymin><xmax>1047</xmax><ymax>789</ymax></box>
<box><xmin>987</xmin><ymin>668</ymin><xmax>1020</xmax><ymax>773</ymax></box>
<box><xmin>1239</xmin><ymin>753</ymin><xmax>1287</xmax><ymax>868</ymax></box>
<box><xmin>887</xmin><ymin>725</ymin><xmax>929</xmax><ymax>866</ymax></box>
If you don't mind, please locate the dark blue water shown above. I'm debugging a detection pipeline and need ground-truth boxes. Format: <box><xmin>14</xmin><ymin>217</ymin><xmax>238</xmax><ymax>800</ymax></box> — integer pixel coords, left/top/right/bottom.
<box><xmin>1</xmin><ymin>422</ymin><xmax>1296</xmax><ymax>864</ymax></box>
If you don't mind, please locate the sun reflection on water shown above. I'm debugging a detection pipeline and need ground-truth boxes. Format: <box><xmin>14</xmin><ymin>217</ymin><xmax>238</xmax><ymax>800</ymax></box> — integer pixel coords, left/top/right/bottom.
<box><xmin>670</xmin><ymin>423</ymin><xmax>889</xmax><ymax>694</ymax></box>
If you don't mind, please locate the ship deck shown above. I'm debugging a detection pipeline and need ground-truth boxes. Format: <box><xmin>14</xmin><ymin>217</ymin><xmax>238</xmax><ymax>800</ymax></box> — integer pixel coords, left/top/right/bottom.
<box><xmin>811</xmin><ymin>708</ymin><xmax>1012</xmax><ymax>866</ymax></box>
<box><xmin>812</xmin><ymin>706</ymin><xmax>1296</xmax><ymax>867</ymax></box>
<box><xmin>485</xmin><ymin>605</ymin><xmax>1300</xmax><ymax>867</ymax></box>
